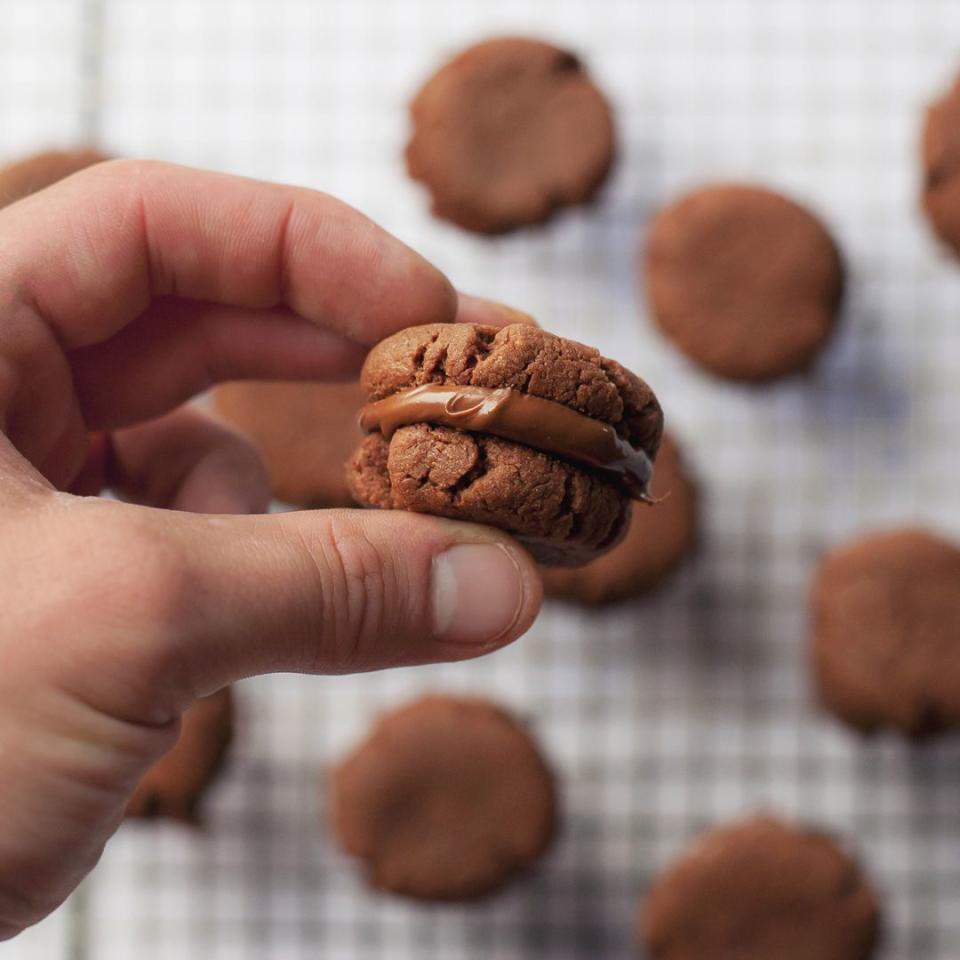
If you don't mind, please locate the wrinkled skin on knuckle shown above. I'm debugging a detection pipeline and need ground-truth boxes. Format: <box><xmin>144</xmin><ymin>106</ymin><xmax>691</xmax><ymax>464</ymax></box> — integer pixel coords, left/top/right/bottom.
<box><xmin>313</xmin><ymin>516</ymin><xmax>413</xmax><ymax>673</ymax></box>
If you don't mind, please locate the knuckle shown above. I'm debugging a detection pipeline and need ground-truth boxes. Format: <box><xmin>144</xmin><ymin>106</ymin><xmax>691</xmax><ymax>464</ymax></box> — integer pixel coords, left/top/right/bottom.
<box><xmin>314</xmin><ymin>515</ymin><xmax>394</xmax><ymax>671</ymax></box>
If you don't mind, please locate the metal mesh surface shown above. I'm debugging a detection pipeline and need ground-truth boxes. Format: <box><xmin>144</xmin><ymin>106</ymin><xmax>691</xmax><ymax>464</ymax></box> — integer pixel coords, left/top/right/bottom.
<box><xmin>4</xmin><ymin>1</ymin><xmax>960</xmax><ymax>957</ymax></box>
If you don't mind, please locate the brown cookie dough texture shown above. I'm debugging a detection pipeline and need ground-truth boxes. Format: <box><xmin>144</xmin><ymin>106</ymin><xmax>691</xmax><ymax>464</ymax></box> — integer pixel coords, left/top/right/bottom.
<box><xmin>812</xmin><ymin>528</ymin><xmax>960</xmax><ymax>737</ymax></box>
<box><xmin>406</xmin><ymin>37</ymin><xmax>615</xmax><ymax>233</ymax></box>
<box><xmin>541</xmin><ymin>431</ymin><xmax>697</xmax><ymax>604</ymax></box>
<box><xmin>922</xmin><ymin>72</ymin><xmax>960</xmax><ymax>256</ymax></box>
<box><xmin>645</xmin><ymin>184</ymin><xmax>843</xmax><ymax>382</ymax></box>
<box><xmin>0</xmin><ymin>148</ymin><xmax>109</xmax><ymax>208</ymax></box>
<box><xmin>213</xmin><ymin>381</ymin><xmax>364</xmax><ymax>508</ymax></box>
<box><xmin>641</xmin><ymin>816</ymin><xmax>879</xmax><ymax>960</ymax></box>
<box><xmin>126</xmin><ymin>688</ymin><xmax>234</xmax><ymax>823</ymax></box>
<box><xmin>347</xmin><ymin>323</ymin><xmax>663</xmax><ymax>566</ymax></box>
<box><xmin>331</xmin><ymin>695</ymin><xmax>556</xmax><ymax>901</ymax></box>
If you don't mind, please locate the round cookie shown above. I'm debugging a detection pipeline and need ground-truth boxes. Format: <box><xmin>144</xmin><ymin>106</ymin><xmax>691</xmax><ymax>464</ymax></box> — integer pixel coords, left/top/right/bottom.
<box><xmin>213</xmin><ymin>381</ymin><xmax>364</xmax><ymax>508</ymax></box>
<box><xmin>641</xmin><ymin>816</ymin><xmax>879</xmax><ymax>960</ymax></box>
<box><xmin>126</xmin><ymin>688</ymin><xmax>234</xmax><ymax>823</ymax></box>
<box><xmin>331</xmin><ymin>695</ymin><xmax>555</xmax><ymax>901</ymax></box>
<box><xmin>812</xmin><ymin>528</ymin><xmax>960</xmax><ymax>737</ymax></box>
<box><xmin>347</xmin><ymin>322</ymin><xmax>663</xmax><ymax>566</ymax></box>
<box><xmin>644</xmin><ymin>184</ymin><xmax>843</xmax><ymax>382</ymax></box>
<box><xmin>0</xmin><ymin>148</ymin><xmax>109</xmax><ymax>208</ymax></box>
<box><xmin>541</xmin><ymin>432</ymin><xmax>697</xmax><ymax>604</ymax></box>
<box><xmin>406</xmin><ymin>37</ymin><xmax>615</xmax><ymax>233</ymax></box>
<box><xmin>922</xmin><ymin>72</ymin><xmax>960</xmax><ymax>256</ymax></box>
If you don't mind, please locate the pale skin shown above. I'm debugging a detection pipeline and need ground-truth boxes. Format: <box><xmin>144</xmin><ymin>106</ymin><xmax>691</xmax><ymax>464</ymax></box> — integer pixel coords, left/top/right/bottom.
<box><xmin>0</xmin><ymin>159</ymin><xmax>543</xmax><ymax>938</ymax></box>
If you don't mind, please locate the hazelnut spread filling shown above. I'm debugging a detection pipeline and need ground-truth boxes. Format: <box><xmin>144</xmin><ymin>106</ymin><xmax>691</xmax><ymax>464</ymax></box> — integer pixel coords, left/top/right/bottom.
<box><xmin>359</xmin><ymin>384</ymin><xmax>653</xmax><ymax>500</ymax></box>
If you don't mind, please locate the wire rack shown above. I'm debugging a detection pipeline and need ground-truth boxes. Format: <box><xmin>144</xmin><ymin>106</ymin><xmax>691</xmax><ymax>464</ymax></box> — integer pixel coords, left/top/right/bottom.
<box><xmin>4</xmin><ymin>1</ymin><xmax>960</xmax><ymax>957</ymax></box>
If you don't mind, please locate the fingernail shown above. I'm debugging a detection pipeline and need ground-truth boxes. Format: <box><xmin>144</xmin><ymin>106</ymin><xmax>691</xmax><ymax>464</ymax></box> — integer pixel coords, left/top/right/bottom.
<box><xmin>432</xmin><ymin>543</ymin><xmax>526</xmax><ymax>645</ymax></box>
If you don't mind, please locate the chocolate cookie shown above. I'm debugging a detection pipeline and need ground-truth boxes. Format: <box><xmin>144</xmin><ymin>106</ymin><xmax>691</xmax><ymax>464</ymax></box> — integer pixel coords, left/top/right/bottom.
<box><xmin>812</xmin><ymin>528</ymin><xmax>960</xmax><ymax>737</ymax></box>
<box><xmin>213</xmin><ymin>381</ymin><xmax>364</xmax><ymax>508</ymax></box>
<box><xmin>346</xmin><ymin>323</ymin><xmax>663</xmax><ymax>566</ymax></box>
<box><xmin>0</xmin><ymin>148</ymin><xmax>109</xmax><ymax>208</ymax></box>
<box><xmin>126</xmin><ymin>688</ymin><xmax>234</xmax><ymax>823</ymax></box>
<box><xmin>922</xmin><ymin>72</ymin><xmax>960</xmax><ymax>256</ymax></box>
<box><xmin>645</xmin><ymin>184</ymin><xmax>843</xmax><ymax>382</ymax></box>
<box><xmin>642</xmin><ymin>816</ymin><xmax>879</xmax><ymax>960</ymax></box>
<box><xmin>541</xmin><ymin>432</ymin><xmax>697</xmax><ymax>604</ymax></box>
<box><xmin>406</xmin><ymin>37</ymin><xmax>615</xmax><ymax>233</ymax></box>
<box><xmin>331</xmin><ymin>695</ymin><xmax>555</xmax><ymax>901</ymax></box>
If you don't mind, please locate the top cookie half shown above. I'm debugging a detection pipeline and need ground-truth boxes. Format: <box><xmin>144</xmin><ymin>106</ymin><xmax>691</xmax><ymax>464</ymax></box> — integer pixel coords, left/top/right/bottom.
<box><xmin>347</xmin><ymin>323</ymin><xmax>662</xmax><ymax>566</ymax></box>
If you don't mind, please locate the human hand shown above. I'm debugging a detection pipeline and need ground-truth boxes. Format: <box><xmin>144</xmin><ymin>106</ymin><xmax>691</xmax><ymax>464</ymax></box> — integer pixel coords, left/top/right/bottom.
<box><xmin>0</xmin><ymin>160</ymin><xmax>542</xmax><ymax>937</ymax></box>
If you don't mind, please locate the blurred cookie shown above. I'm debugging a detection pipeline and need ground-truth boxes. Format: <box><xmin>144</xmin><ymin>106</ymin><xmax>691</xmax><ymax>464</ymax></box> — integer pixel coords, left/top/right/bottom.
<box><xmin>541</xmin><ymin>432</ymin><xmax>697</xmax><ymax>604</ymax></box>
<box><xmin>213</xmin><ymin>381</ymin><xmax>364</xmax><ymax>508</ymax></box>
<box><xmin>331</xmin><ymin>695</ymin><xmax>556</xmax><ymax>901</ymax></box>
<box><xmin>812</xmin><ymin>527</ymin><xmax>960</xmax><ymax>737</ymax></box>
<box><xmin>347</xmin><ymin>322</ymin><xmax>663</xmax><ymax>566</ymax></box>
<box><xmin>126</xmin><ymin>688</ymin><xmax>234</xmax><ymax>823</ymax></box>
<box><xmin>922</xmin><ymin>72</ymin><xmax>960</xmax><ymax>256</ymax></box>
<box><xmin>406</xmin><ymin>37</ymin><xmax>615</xmax><ymax>233</ymax></box>
<box><xmin>642</xmin><ymin>815</ymin><xmax>879</xmax><ymax>960</ymax></box>
<box><xmin>645</xmin><ymin>184</ymin><xmax>843</xmax><ymax>382</ymax></box>
<box><xmin>0</xmin><ymin>148</ymin><xmax>109</xmax><ymax>207</ymax></box>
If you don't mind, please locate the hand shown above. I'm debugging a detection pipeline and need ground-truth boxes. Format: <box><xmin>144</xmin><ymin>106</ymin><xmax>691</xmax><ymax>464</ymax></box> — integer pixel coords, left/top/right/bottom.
<box><xmin>0</xmin><ymin>160</ymin><xmax>542</xmax><ymax>938</ymax></box>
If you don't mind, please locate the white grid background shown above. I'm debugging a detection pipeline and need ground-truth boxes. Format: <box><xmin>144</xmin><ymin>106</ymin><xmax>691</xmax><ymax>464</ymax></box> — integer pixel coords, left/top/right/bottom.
<box><xmin>3</xmin><ymin>0</ymin><xmax>960</xmax><ymax>957</ymax></box>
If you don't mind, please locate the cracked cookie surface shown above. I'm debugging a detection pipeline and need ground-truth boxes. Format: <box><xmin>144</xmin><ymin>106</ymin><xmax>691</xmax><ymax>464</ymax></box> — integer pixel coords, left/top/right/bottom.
<box><xmin>347</xmin><ymin>323</ymin><xmax>662</xmax><ymax>566</ymax></box>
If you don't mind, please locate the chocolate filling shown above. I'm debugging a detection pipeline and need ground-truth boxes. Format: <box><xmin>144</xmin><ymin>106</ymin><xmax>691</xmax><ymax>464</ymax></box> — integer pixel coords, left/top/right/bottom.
<box><xmin>359</xmin><ymin>384</ymin><xmax>653</xmax><ymax>500</ymax></box>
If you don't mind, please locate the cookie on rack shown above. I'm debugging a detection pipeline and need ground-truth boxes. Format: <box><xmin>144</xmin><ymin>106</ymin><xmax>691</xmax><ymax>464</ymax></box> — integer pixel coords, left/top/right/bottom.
<box><xmin>213</xmin><ymin>381</ymin><xmax>364</xmax><ymax>508</ymax></box>
<box><xmin>347</xmin><ymin>322</ymin><xmax>663</xmax><ymax>566</ymax></box>
<box><xmin>406</xmin><ymin>37</ymin><xmax>615</xmax><ymax>233</ymax></box>
<box><xmin>331</xmin><ymin>695</ymin><xmax>555</xmax><ymax>901</ymax></box>
<box><xmin>126</xmin><ymin>688</ymin><xmax>234</xmax><ymax>824</ymax></box>
<box><xmin>0</xmin><ymin>147</ymin><xmax>109</xmax><ymax>207</ymax></box>
<box><xmin>644</xmin><ymin>184</ymin><xmax>843</xmax><ymax>382</ymax></box>
<box><xmin>541</xmin><ymin>431</ymin><xmax>697</xmax><ymax>604</ymax></box>
<box><xmin>812</xmin><ymin>527</ymin><xmax>960</xmax><ymax>737</ymax></box>
<box><xmin>922</xmin><ymin>71</ymin><xmax>960</xmax><ymax>257</ymax></box>
<box><xmin>641</xmin><ymin>815</ymin><xmax>879</xmax><ymax>960</ymax></box>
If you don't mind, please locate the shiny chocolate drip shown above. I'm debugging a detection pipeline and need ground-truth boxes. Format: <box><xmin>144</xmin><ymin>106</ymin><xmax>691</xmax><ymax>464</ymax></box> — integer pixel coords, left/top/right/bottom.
<box><xmin>359</xmin><ymin>384</ymin><xmax>653</xmax><ymax>500</ymax></box>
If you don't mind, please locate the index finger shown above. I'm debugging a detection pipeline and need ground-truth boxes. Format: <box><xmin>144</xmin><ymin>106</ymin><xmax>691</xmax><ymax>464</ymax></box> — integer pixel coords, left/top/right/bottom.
<box><xmin>0</xmin><ymin>158</ymin><xmax>456</xmax><ymax>352</ymax></box>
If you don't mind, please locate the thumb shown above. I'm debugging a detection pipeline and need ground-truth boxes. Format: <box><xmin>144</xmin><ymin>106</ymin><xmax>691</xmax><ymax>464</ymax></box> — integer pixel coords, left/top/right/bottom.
<box><xmin>184</xmin><ymin>508</ymin><xmax>544</xmax><ymax>685</ymax></box>
<box><xmin>46</xmin><ymin>498</ymin><xmax>542</xmax><ymax>720</ymax></box>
